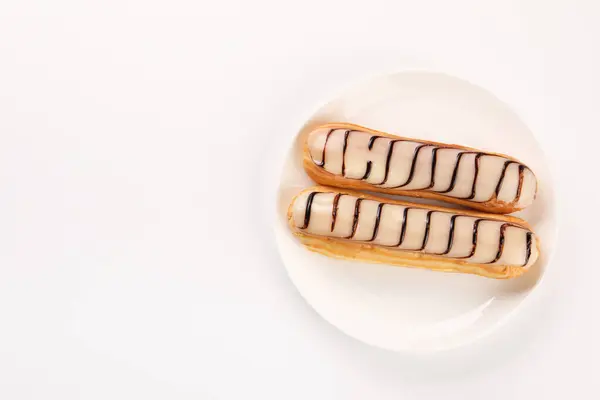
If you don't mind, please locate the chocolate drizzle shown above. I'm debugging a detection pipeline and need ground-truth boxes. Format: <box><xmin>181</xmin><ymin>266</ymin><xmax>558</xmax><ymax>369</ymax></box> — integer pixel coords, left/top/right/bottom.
<box><xmin>514</xmin><ymin>165</ymin><xmax>526</xmax><ymax>203</ymax></box>
<box><xmin>362</xmin><ymin>161</ymin><xmax>373</xmax><ymax>180</ymax></box>
<box><xmin>425</xmin><ymin>147</ymin><xmax>441</xmax><ymax>189</ymax></box>
<box><xmin>341</xmin><ymin>130</ymin><xmax>350</xmax><ymax>176</ymax></box>
<box><xmin>315</xmin><ymin>129</ymin><xmax>335</xmax><ymax>167</ymax></box>
<box><xmin>312</xmin><ymin>130</ymin><xmax>530</xmax><ymax>204</ymax></box>
<box><xmin>396</xmin><ymin>207</ymin><xmax>410</xmax><ymax>246</ymax></box>
<box><xmin>440</xmin><ymin>215</ymin><xmax>458</xmax><ymax>255</ymax></box>
<box><xmin>419</xmin><ymin>210</ymin><xmax>434</xmax><ymax>251</ymax></box>
<box><xmin>301</xmin><ymin>192</ymin><xmax>318</xmax><ymax>229</ymax></box>
<box><xmin>330</xmin><ymin>193</ymin><xmax>341</xmax><ymax>232</ymax></box>
<box><xmin>457</xmin><ymin>218</ymin><xmax>484</xmax><ymax>259</ymax></box>
<box><xmin>369</xmin><ymin>203</ymin><xmax>384</xmax><ymax>241</ymax></box>
<box><xmin>368</xmin><ymin>135</ymin><xmax>381</xmax><ymax>150</ymax></box>
<box><xmin>377</xmin><ymin>140</ymin><xmax>398</xmax><ymax>185</ymax></box>
<box><xmin>487</xmin><ymin>223</ymin><xmax>509</xmax><ymax>264</ymax></box>
<box><xmin>467</xmin><ymin>153</ymin><xmax>483</xmax><ymax>199</ymax></box>
<box><xmin>389</xmin><ymin>144</ymin><xmax>429</xmax><ymax>188</ymax></box>
<box><xmin>298</xmin><ymin>191</ymin><xmax>534</xmax><ymax>267</ymax></box>
<box><xmin>524</xmin><ymin>232</ymin><xmax>533</xmax><ymax>267</ymax></box>
<box><xmin>494</xmin><ymin>160</ymin><xmax>514</xmax><ymax>198</ymax></box>
<box><xmin>365</xmin><ymin>136</ymin><xmax>380</xmax><ymax>181</ymax></box>
<box><xmin>345</xmin><ymin>198</ymin><xmax>362</xmax><ymax>239</ymax></box>
<box><xmin>439</xmin><ymin>151</ymin><xmax>475</xmax><ymax>194</ymax></box>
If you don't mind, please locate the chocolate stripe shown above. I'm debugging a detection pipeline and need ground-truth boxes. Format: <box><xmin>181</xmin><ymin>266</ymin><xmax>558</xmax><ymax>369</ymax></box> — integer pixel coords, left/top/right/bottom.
<box><xmin>432</xmin><ymin>214</ymin><xmax>459</xmax><ymax>255</ymax></box>
<box><xmin>425</xmin><ymin>147</ymin><xmax>441</xmax><ymax>189</ymax></box>
<box><xmin>341</xmin><ymin>130</ymin><xmax>350</xmax><ymax>176</ymax></box>
<box><xmin>486</xmin><ymin>223</ymin><xmax>509</xmax><ymax>264</ymax></box>
<box><xmin>494</xmin><ymin>160</ymin><xmax>514</xmax><ymax>198</ymax></box>
<box><xmin>301</xmin><ymin>192</ymin><xmax>318</xmax><ymax>229</ymax></box>
<box><xmin>345</xmin><ymin>198</ymin><xmax>362</xmax><ymax>239</ymax></box>
<box><xmin>439</xmin><ymin>151</ymin><xmax>475</xmax><ymax>194</ymax></box>
<box><xmin>419</xmin><ymin>210</ymin><xmax>434</xmax><ymax>251</ymax></box>
<box><xmin>389</xmin><ymin>144</ymin><xmax>429</xmax><ymax>188</ymax></box>
<box><xmin>368</xmin><ymin>135</ymin><xmax>381</xmax><ymax>150</ymax></box>
<box><xmin>377</xmin><ymin>140</ymin><xmax>398</xmax><ymax>184</ymax></box>
<box><xmin>330</xmin><ymin>193</ymin><xmax>342</xmax><ymax>232</ymax></box>
<box><xmin>396</xmin><ymin>207</ymin><xmax>410</xmax><ymax>246</ymax></box>
<box><xmin>315</xmin><ymin>129</ymin><xmax>335</xmax><ymax>167</ymax></box>
<box><xmin>523</xmin><ymin>232</ymin><xmax>533</xmax><ymax>267</ymax></box>
<box><xmin>362</xmin><ymin>161</ymin><xmax>373</xmax><ymax>180</ymax></box>
<box><xmin>467</xmin><ymin>153</ymin><xmax>484</xmax><ymax>199</ymax></box>
<box><xmin>514</xmin><ymin>165</ymin><xmax>526</xmax><ymax>203</ymax></box>
<box><xmin>457</xmin><ymin>218</ymin><xmax>484</xmax><ymax>259</ymax></box>
<box><xmin>369</xmin><ymin>203</ymin><xmax>384</xmax><ymax>241</ymax></box>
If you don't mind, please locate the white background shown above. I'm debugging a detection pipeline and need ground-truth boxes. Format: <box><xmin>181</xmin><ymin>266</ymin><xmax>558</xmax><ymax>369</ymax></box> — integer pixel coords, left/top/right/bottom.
<box><xmin>0</xmin><ymin>1</ymin><xmax>595</xmax><ymax>399</ymax></box>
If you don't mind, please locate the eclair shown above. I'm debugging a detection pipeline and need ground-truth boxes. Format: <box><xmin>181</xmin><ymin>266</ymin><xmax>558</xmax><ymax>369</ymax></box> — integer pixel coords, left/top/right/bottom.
<box><xmin>303</xmin><ymin>123</ymin><xmax>537</xmax><ymax>213</ymax></box>
<box><xmin>288</xmin><ymin>187</ymin><xmax>540</xmax><ymax>279</ymax></box>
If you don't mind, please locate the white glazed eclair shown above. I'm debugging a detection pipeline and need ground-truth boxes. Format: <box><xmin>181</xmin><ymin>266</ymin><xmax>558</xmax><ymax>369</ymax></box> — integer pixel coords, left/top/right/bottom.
<box><xmin>288</xmin><ymin>187</ymin><xmax>540</xmax><ymax>279</ymax></box>
<box><xmin>303</xmin><ymin>123</ymin><xmax>538</xmax><ymax>213</ymax></box>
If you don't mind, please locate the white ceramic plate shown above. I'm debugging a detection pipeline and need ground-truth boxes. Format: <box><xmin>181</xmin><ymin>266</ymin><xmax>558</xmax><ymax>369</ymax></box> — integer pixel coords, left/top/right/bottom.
<box><xmin>274</xmin><ymin>70</ymin><xmax>557</xmax><ymax>353</ymax></box>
